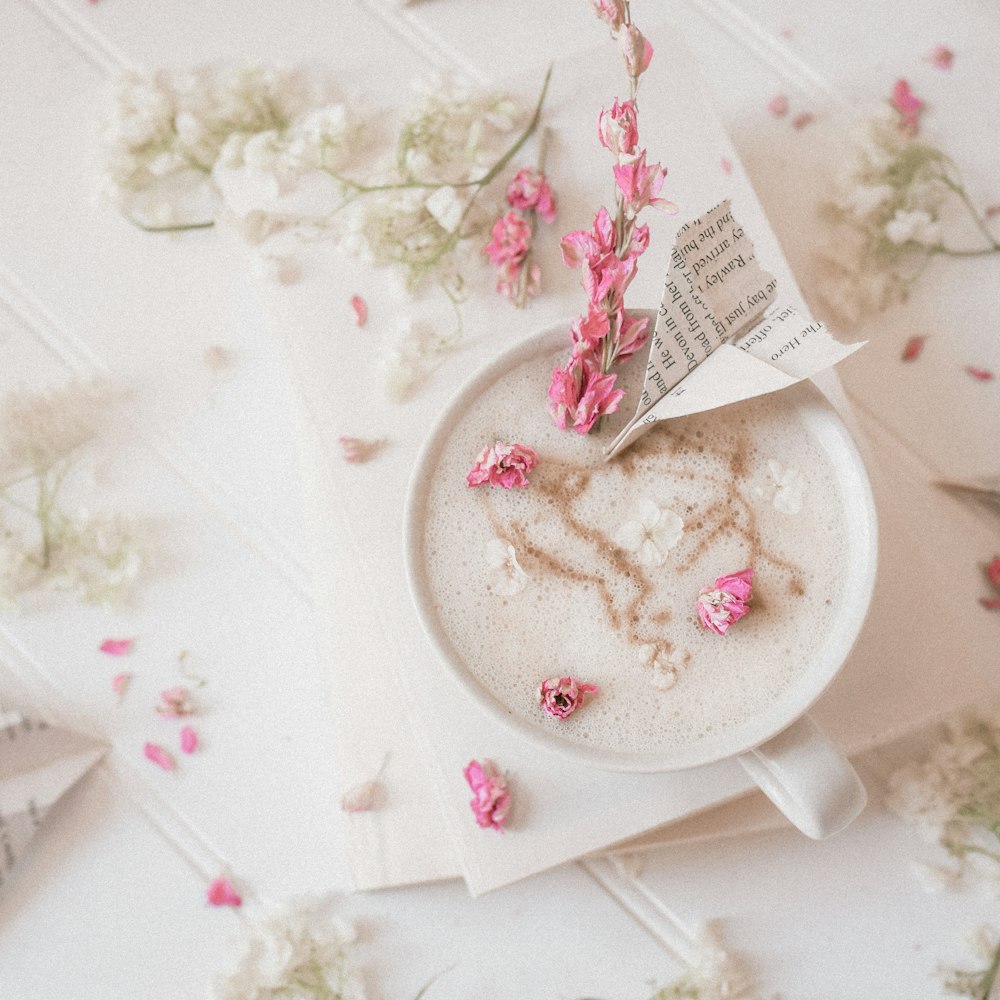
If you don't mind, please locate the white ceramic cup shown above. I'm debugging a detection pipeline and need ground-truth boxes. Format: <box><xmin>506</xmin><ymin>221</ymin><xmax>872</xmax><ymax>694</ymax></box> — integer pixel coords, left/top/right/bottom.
<box><xmin>404</xmin><ymin>322</ymin><xmax>878</xmax><ymax>839</ymax></box>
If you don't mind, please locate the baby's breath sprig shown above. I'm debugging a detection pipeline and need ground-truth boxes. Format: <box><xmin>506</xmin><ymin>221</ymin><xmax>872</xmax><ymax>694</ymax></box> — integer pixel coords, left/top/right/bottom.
<box><xmin>941</xmin><ymin>925</ymin><xmax>1000</xmax><ymax>999</ymax></box>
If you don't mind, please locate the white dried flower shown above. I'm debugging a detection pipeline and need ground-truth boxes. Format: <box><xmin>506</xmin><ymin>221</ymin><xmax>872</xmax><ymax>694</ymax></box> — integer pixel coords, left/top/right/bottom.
<box><xmin>485</xmin><ymin>538</ymin><xmax>528</xmax><ymax>597</ymax></box>
<box><xmin>766</xmin><ymin>459</ymin><xmax>804</xmax><ymax>515</ymax></box>
<box><xmin>614</xmin><ymin>497</ymin><xmax>684</xmax><ymax>568</ymax></box>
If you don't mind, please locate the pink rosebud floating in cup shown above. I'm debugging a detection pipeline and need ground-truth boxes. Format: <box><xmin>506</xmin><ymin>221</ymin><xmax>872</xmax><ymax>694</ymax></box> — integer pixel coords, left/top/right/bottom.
<box><xmin>466</xmin><ymin>441</ymin><xmax>538</xmax><ymax>490</ymax></box>
<box><xmin>696</xmin><ymin>568</ymin><xmax>755</xmax><ymax>636</ymax></box>
<box><xmin>538</xmin><ymin>676</ymin><xmax>600</xmax><ymax>719</ymax></box>
<box><xmin>463</xmin><ymin>759</ymin><xmax>511</xmax><ymax>831</ymax></box>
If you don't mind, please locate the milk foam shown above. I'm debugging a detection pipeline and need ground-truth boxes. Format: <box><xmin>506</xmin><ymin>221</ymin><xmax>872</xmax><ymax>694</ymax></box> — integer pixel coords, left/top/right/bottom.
<box><xmin>420</xmin><ymin>346</ymin><xmax>850</xmax><ymax>758</ymax></box>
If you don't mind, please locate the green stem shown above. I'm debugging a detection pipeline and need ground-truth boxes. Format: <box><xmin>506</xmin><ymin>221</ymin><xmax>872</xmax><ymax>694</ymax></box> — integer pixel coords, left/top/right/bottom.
<box><xmin>938</xmin><ymin>174</ymin><xmax>1000</xmax><ymax>250</ymax></box>
<box><xmin>978</xmin><ymin>936</ymin><xmax>1000</xmax><ymax>1000</ymax></box>
<box><xmin>927</xmin><ymin>244</ymin><xmax>1000</xmax><ymax>259</ymax></box>
<box><xmin>125</xmin><ymin>215</ymin><xmax>216</xmax><ymax>233</ymax></box>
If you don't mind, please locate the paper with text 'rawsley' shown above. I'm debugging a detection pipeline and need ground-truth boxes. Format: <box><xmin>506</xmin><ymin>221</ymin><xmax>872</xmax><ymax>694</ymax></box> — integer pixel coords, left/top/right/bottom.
<box><xmin>605</xmin><ymin>199</ymin><xmax>865</xmax><ymax>459</ymax></box>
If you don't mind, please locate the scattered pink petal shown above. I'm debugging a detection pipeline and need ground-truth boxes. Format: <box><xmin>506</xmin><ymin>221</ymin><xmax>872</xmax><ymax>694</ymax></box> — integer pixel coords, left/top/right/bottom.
<box><xmin>768</xmin><ymin>94</ymin><xmax>789</xmax><ymax>117</ymax></box>
<box><xmin>156</xmin><ymin>685</ymin><xmax>196</xmax><ymax>717</ymax></box>
<box><xmin>100</xmin><ymin>638</ymin><xmax>134</xmax><ymax>656</ymax></box>
<box><xmin>203</xmin><ymin>345</ymin><xmax>235</xmax><ymax>372</ymax></box>
<box><xmin>341</xmin><ymin>779</ymin><xmax>381</xmax><ymax>813</ymax></box>
<box><xmin>720</xmin><ymin>156</ymin><xmax>732</xmax><ymax>175</ymax></box>
<box><xmin>890</xmin><ymin>79</ymin><xmax>924</xmax><ymax>135</ymax></box>
<box><xmin>538</xmin><ymin>676</ymin><xmax>600</xmax><ymax>719</ymax></box>
<box><xmin>463</xmin><ymin>759</ymin><xmax>511</xmax><ymax>831</ymax></box>
<box><xmin>980</xmin><ymin>596</ymin><xmax>1000</xmax><ymax>611</ymax></box>
<box><xmin>180</xmin><ymin>726</ymin><xmax>199</xmax><ymax>754</ymax></box>
<box><xmin>901</xmin><ymin>335</ymin><xmax>926</xmax><ymax>361</ymax></box>
<box><xmin>697</xmin><ymin>568</ymin><xmax>754</xmax><ymax>635</ymax></box>
<box><xmin>144</xmin><ymin>742</ymin><xmax>175</xmax><ymax>772</ymax></box>
<box><xmin>927</xmin><ymin>45</ymin><xmax>954</xmax><ymax>71</ymax></box>
<box><xmin>986</xmin><ymin>556</ymin><xmax>1000</xmax><ymax>590</ymax></box>
<box><xmin>350</xmin><ymin>295</ymin><xmax>368</xmax><ymax>327</ymax></box>
<box><xmin>338</xmin><ymin>435</ymin><xmax>383</xmax><ymax>463</ymax></box>
<box><xmin>467</xmin><ymin>441</ymin><xmax>538</xmax><ymax>489</ymax></box>
<box><xmin>112</xmin><ymin>672</ymin><xmax>133</xmax><ymax>700</ymax></box>
<box><xmin>792</xmin><ymin>112</ymin><xmax>815</xmax><ymax>130</ymax></box>
<box><xmin>206</xmin><ymin>877</ymin><xmax>242</xmax><ymax>908</ymax></box>
<box><xmin>965</xmin><ymin>366</ymin><xmax>995</xmax><ymax>382</ymax></box>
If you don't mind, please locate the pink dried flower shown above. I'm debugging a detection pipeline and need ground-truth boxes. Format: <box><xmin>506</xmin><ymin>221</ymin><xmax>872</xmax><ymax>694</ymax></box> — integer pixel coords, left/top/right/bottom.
<box><xmin>965</xmin><ymin>366</ymin><xmax>995</xmax><ymax>381</ymax></box>
<box><xmin>206</xmin><ymin>877</ymin><xmax>242</xmax><ymax>908</ymax></box>
<box><xmin>484</xmin><ymin>210</ymin><xmax>532</xmax><ymax>267</ymax></box>
<box><xmin>792</xmin><ymin>112</ymin><xmax>815</xmax><ymax>130</ymax></box>
<box><xmin>891</xmin><ymin>79</ymin><xmax>924</xmax><ymax>135</ymax></box>
<box><xmin>619</xmin><ymin>24</ymin><xmax>653</xmax><ymax>79</ymax></box>
<box><xmin>590</xmin><ymin>0</ymin><xmax>626</xmax><ymax>31</ymax></box>
<box><xmin>548</xmin><ymin>353</ymin><xmax>625</xmax><ymax>434</ymax></box>
<box><xmin>180</xmin><ymin>726</ymin><xmax>198</xmax><ymax>754</ymax></box>
<box><xmin>495</xmin><ymin>258</ymin><xmax>541</xmax><ymax>303</ymax></box>
<box><xmin>350</xmin><ymin>295</ymin><xmax>368</xmax><ymax>327</ymax></box>
<box><xmin>768</xmin><ymin>94</ymin><xmax>789</xmax><ymax>117</ymax></box>
<box><xmin>597</xmin><ymin>99</ymin><xmax>640</xmax><ymax>160</ymax></box>
<box><xmin>613</xmin><ymin>150</ymin><xmax>676</xmax><ymax>214</ymax></box>
<box><xmin>987</xmin><ymin>556</ymin><xmax>1000</xmax><ymax>590</ymax></box>
<box><xmin>927</xmin><ymin>44</ymin><xmax>954</xmax><ymax>70</ymax></box>
<box><xmin>467</xmin><ymin>441</ymin><xmax>539</xmax><ymax>490</ymax></box>
<box><xmin>612</xmin><ymin>309</ymin><xmax>650</xmax><ymax>362</ymax></box>
<box><xmin>100</xmin><ymin>637</ymin><xmax>134</xmax><ymax>656</ymax></box>
<box><xmin>156</xmin><ymin>685</ymin><xmax>196</xmax><ymax>718</ymax></box>
<box><xmin>463</xmin><ymin>759</ymin><xmax>511</xmax><ymax>831</ymax></box>
<box><xmin>144</xmin><ymin>742</ymin><xmax>175</xmax><ymax>772</ymax></box>
<box><xmin>902</xmin><ymin>335</ymin><xmax>926</xmax><ymax>361</ymax></box>
<box><xmin>112</xmin><ymin>671</ymin><xmax>133</xmax><ymax>700</ymax></box>
<box><xmin>570</xmin><ymin>307</ymin><xmax>612</xmax><ymax>354</ymax></box>
<box><xmin>338</xmin><ymin>435</ymin><xmax>383</xmax><ymax>463</ymax></box>
<box><xmin>506</xmin><ymin>167</ymin><xmax>557</xmax><ymax>223</ymax></box>
<box><xmin>538</xmin><ymin>676</ymin><xmax>600</xmax><ymax>719</ymax></box>
<box><xmin>697</xmin><ymin>568</ymin><xmax>754</xmax><ymax>636</ymax></box>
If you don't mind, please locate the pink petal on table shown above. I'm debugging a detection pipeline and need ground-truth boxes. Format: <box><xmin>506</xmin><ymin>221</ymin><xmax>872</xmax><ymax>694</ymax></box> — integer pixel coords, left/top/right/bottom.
<box><xmin>891</xmin><ymin>79</ymin><xmax>924</xmax><ymax>133</ymax></box>
<box><xmin>100</xmin><ymin>638</ymin><xmax>134</xmax><ymax>656</ymax></box>
<box><xmin>965</xmin><ymin>366</ymin><xmax>995</xmax><ymax>381</ymax></box>
<box><xmin>206</xmin><ymin>877</ymin><xmax>242</xmax><ymax>908</ymax></box>
<box><xmin>927</xmin><ymin>45</ymin><xmax>954</xmax><ymax>70</ymax></box>
<box><xmin>986</xmin><ymin>556</ymin><xmax>1000</xmax><ymax>590</ymax></box>
<box><xmin>901</xmin><ymin>336</ymin><xmax>926</xmax><ymax>361</ymax></box>
<box><xmin>720</xmin><ymin>156</ymin><xmax>732</xmax><ymax>175</ymax></box>
<box><xmin>792</xmin><ymin>112</ymin><xmax>815</xmax><ymax>130</ymax></box>
<box><xmin>144</xmin><ymin>742</ymin><xmax>175</xmax><ymax>772</ymax></box>
<box><xmin>350</xmin><ymin>295</ymin><xmax>368</xmax><ymax>327</ymax></box>
<box><xmin>980</xmin><ymin>596</ymin><xmax>1000</xmax><ymax>611</ymax></box>
<box><xmin>768</xmin><ymin>94</ymin><xmax>789</xmax><ymax>117</ymax></box>
<box><xmin>112</xmin><ymin>672</ymin><xmax>133</xmax><ymax>700</ymax></box>
<box><xmin>180</xmin><ymin>726</ymin><xmax>199</xmax><ymax>754</ymax></box>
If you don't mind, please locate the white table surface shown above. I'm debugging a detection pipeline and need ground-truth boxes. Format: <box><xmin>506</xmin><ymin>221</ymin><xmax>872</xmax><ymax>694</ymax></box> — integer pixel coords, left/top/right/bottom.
<box><xmin>2</xmin><ymin>1</ymin><xmax>999</xmax><ymax>997</ymax></box>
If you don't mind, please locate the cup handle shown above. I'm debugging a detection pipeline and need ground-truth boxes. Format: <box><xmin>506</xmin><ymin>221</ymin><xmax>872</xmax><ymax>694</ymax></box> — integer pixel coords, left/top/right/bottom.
<box><xmin>736</xmin><ymin>713</ymin><xmax>866</xmax><ymax>839</ymax></box>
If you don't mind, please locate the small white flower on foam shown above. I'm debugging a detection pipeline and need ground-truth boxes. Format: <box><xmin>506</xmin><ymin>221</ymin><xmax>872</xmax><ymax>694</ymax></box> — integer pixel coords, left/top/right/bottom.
<box><xmin>614</xmin><ymin>497</ymin><xmax>683</xmax><ymax>568</ymax></box>
<box><xmin>641</xmin><ymin>644</ymin><xmax>679</xmax><ymax>691</ymax></box>
<box><xmin>766</xmin><ymin>459</ymin><xmax>805</xmax><ymax>515</ymax></box>
<box><xmin>485</xmin><ymin>538</ymin><xmax>528</xmax><ymax>596</ymax></box>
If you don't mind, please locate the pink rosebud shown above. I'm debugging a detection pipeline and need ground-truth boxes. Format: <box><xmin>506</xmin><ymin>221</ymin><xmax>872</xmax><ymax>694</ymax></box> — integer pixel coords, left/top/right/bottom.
<box><xmin>768</xmin><ymin>94</ymin><xmax>789</xmax><ymax>117</ymax></box>
<box><xmin>206</xmin><ymin>877</ymin><xmax>242</xmax><ymax>908</ymax></box>
<box><xmin>112</xmin><ymin>672</ymin><xmax>133</xmax><ymax>700</ymax></box>
<box><xmin>538</xmin><ymin>676</ymin><xmax>600</xmax><ymax>719</ymax></box>
<box><xmin>100</xmin><ymin>638</ymin><xmax>134</xmax><ymax>656</ymax></box>
<box><xmin>156</xmin><ymin>685</ymin><xmax>196</xmax><ymax>718</ymax></box>
<box><xmin>696</xmin><ymin>568</ymin><xmax>754</xmax><ymax>636</ymax></box>
<box><xmin>597</xmin><ymin>99</ymin><xmax>640</xmax><ymax>160</ymax></box>
<box><xmin>506</xmin><ymin>167</ymin><xmax>557</xmax><ymax>223</ymax></box>
<box><xmin>613</xmin><ymin>150</ymin><xmax>676</xmax><ymax>214</ymax></box>
<box><xmin>590</xmin><ymin>0</ymin><xmax>626</xmax><ymax>30</ymax></box>
<box><xmin>338</xmin><ymin>435</ymin><xmax>383</xmax><ymax>463</ymax></box>
<box><xmin>792</xmin><ymin>112</ymin><xmax>815</xmax><ymax>130</ymax></box>
<box><xmin>463</xmin><ymin>759</ymin><xmax>511</xmax><ymax>831</ymax></box>
<box><xmin>890</xmin><ymin>79</ymin><xmax>923</xmax><ymax>135</ymax></box>
<box><xmin>144</xmin><ymin>742</ymin><xmax>175</xmax><ymax>772</ymax></box>
<box><xmin>484</xmin><ymin>210</ymin><xmax>532</xmax><ymax>266</ymax></box>
<box><xmin>927</xmin><ymin>45</ymin><xmax>954</xmax><ymax>70</ymax></box>
<box><xmin>965</xmin><ymin>366</ymin><xmax>995</xmax><ymax>381</ymax></box>
<box><xmin>986</xmin><ymin>556</ymin><xmax>1000</xmax><ymax>590</ymax></box>
<box><xmin>619</xmin><ymin>24</ymin><xmax>653</xmax><ymax>79</ymax></box>
<box><xmin>467</xmin><ymin>441</ymin><xmax>538</xmax><ymax>490</ymax></box>
<box><xmin>548</xmin><ymin>353</ymin><xmax>625</xmax><ymax>435</ymax></box>
<box><xmin>350</xmin><ymin>295</ymin><xmax>368</xmax><ymax>327</ymax></box>
<box><xmin>180</xmin><ymin>726</ymin><xmax>198</xmax><ymax>754</ymax></box>
<box><xmin>901</xmin><ymin>335</ymin><xmax>926</xmax><ymax>361</ymax></box>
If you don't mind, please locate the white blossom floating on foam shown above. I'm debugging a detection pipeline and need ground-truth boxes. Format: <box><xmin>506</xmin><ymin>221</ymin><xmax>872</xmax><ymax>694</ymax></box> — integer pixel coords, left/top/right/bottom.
<box><xmin>485</xmin><ymin>538</ymin><xmax>528</xmax><ymax>597</ymax></box>
<box><xmin>641</xmin><ymin>645</ymin><xmax>680</xmax><ymax>691</ymax></box>
<box><xmin>614</xmin><ymin>497</ymin><xmax>684</xmax><ymax>568</ymax></box>
<box><xmin>766</xmin><ymin>459</ymin><xmax>805</xmax><ymax>515</ymax></box>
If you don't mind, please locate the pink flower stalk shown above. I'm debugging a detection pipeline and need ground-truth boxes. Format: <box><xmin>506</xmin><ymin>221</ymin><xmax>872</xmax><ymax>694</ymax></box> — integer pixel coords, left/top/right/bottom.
<box><xmin>100</xmin><ymin>637</ymin><xmax>134</xmax><ymax>656</ymax></box>
<box><xmin>901</xmin><ymin>335</ymin><xmax>926</xmax><ymax>361</ymax></box>
<box><xmin>612</xmin><ymin>309</ymin><xmax>651</xmax><ymax>361</ymax></box>
<box><xmin>463</xmin><ymin>759</ymin><xmax>511</xmax><ymax>831</ymax></box>
<box><xmin>206</xmin><ymin>877</ymin><xmax>242</xmax><ymax>908</ymax></box>
<box><xmin>613</xmin><ymin>150</ymin><xmax>675</xmax><ymax>214</ymax></box>
<box><xmin>484</xmin><ymin>210</ymin><xmax>532</xmax><ymax>267</ymax></box>
<box><xmin>891</xmin><ymin>79</ymin><xmax>924</xmax><ymax>135</ymax></box>
<box><xmin>928</xmin><ymin>45</ymin><xmax>954</xmax><ymax>70</ymax></box>
<box><xmin>597</xmin><ymin>99</ymin><xmax>639</xmax><ymax>160</ymax></box>
<box><xmin>619</xmin><ymin>24</ymin><xmax>653</xmax><ymax>79</ymax></box>
<box><xmin>180</xmin><ymin>726</ymin><xmax>198</xmax><ymax>754</ymax></box>
<box><xmin>506</xmin><ymin>167</ymin><xmax>557</xmax><ymax>223</ymax></box>
<box><xmin>591</xmin><ymin>0</ymin><xmax>626</xmax><ymax>31</ymax></box>
<box><xmin>112</xmin><ymin>671</ymin><xmax>133</xmax><ymax>700</ymax></box>
<box><xmin>570</xmin><ymin>307</ymin><xmax>613</xmax><ymax>354</ymax></box>
<box><xmin>548</xmin><ymin>353</ymin><xmax>625</xmax><ymax>434</ymax></box>
<box><xmin>144</xmin><ymin>742</ymin><xmax>175</xmax><ymax>772</ymax></box>
<box><xmin>561</xmin><ymin>206</ymin><xmax>618</xmax><ymax>269</ymax></box>
<box><xmin>466</xmin><ymin>441</ymin><xmax>539</xmax><ymax>489</ymax></box>
<box><xmin>156</xmin><ymin>685</ymin><xmax>196</xmax><ymax>718</ymax></box>
<box><xmin>696</xmin><ymin>568</ymin><xmax>754</xmax><ymax>636</ymax></box>
<box><xmin>350</xmin><ymin>295</ymin><xmax>368</xmax><ymax>327</ymax></box>
<box><xmin>538</xmin><ymin>676</ymin><xmax>600</xmax><ymax>719</ymax></box>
